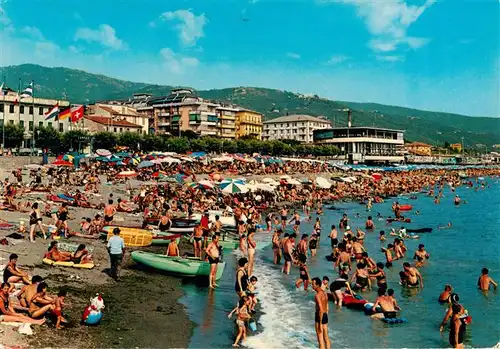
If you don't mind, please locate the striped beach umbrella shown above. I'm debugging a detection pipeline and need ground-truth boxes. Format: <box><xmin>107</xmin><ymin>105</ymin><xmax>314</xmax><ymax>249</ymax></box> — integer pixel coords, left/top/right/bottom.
<box><xmin>219</xmin><ymin>179</ymin><xmax>248</xmax><ymax>194</ymax></box>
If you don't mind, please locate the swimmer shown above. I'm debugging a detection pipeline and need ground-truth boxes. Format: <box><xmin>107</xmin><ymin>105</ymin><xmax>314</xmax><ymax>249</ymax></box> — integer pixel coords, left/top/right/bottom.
<box><xmin>370</xmin><ymin>288</ymin><xmax>401</xmax><ymax>320</ymax></box>
<box><xmin>438</xmin><ymin>222</ymin><xmax>453</xmax><ymax>230</ymax></box>
<box><xmin>321</xmin><ymin>276</ymin><xmax>330</xmax><ymax>291</ymax></box>
<box><xmin>379</xmin><ymin>230</ymin><xmax>386</xmax><ymax>241</ymax></box>
<box><xmin>438</xmin><ymin>284</ymin><xmax>453</xmax><ymax>304</ymax></box>
<box><xmin>477</xmin><ymin>268</ymin><xmax>497</xmax><ymax>291</ymax></box>
<box><xmin>403</xmin><ymin>262</ymin><xmax>424</xmax><ymax>288</ymax></box>
<box><xmin>365</xmin><ymin>216</ymin><xmax>375</xmax><ymax>230</ymax></box>
<box><xmin>413</xmin><ymin>244</ymin><xmax>430</xmax><ymax>267</ymax></box>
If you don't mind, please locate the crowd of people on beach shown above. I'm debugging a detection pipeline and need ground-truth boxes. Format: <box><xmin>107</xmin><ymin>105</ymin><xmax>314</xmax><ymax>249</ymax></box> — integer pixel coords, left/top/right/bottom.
<box><xmin>0</xmin><ymin>153</ymin><xmax>499</xmax><ymax>347</ymax></box>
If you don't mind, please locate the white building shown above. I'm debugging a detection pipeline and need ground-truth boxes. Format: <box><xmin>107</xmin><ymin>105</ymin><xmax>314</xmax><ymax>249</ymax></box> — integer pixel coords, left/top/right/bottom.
<box><xmin>0</xmin><ymin>93</ymin><xmax>71</xmax><ymax>149</ymax></box>
<box><xmin>262</xmin><ymin>114</ymin><xmax>332</xmax><ymax>143</ymax></box>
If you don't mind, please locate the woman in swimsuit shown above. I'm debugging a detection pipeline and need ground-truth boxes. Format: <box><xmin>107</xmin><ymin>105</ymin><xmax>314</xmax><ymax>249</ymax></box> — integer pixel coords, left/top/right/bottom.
<box><xmin>247</xmin><ymin>229</ymin><xmax>257</xmax><ymax>277</ymax></box>
<box><xmin>29</xmin><ymin>282</ymin><xmax>55</xmax><ymax>319</ymax></box>
<box><xmin>56</xmin><ymin>203</ymin><xmax>69</xmax><ymax>237</ymax></box>
<box><xmin>72</xmin><ymin>244</ymin><xmax>92</xmax><ymax>264</ymax></box>
<box><xmin>45</xmin><ymin>241</ymin><xmax>72</xmax><ymax>262</ymax></box>
<box><xmin>29</xmin><ymin>202</ymin><xmax>45</xmax><ymax>242</ymax></box>
<box><xmin>369</xmin><ymin>262</ymin><xmax>388</xmax><ymax>291</ymax></box>
<box><xmin>238</xmin><ymin>221</ymin><xmax>247</xmax><ymax>256</ymax></box>
<box><xmin>158</xmin><ymin>215</ymin><xmax>172</xmax><ymax>232</ymax></box>
<box><xmin>272</xmin><ymin>229</ymin><xmax>282</xmax><ymax>264</ymax></box>
<box><xmin>449</xmin><ymin>304</ymin><xmax>466</xmax><ymax>349</ymax></box>
<box><xmin>295</xmin><ymin>254</ymin><xmax>310</xmax><ymax>290</ymax></box>
<box><xmin>351</xmin><ymin>262</ymin><xmax>371</xmax><ymax>291</ymax></box>
<box><xmin>234</xmin><ymin>258</ymin><xmax>249</xmax><ymax>298</ymax></box>
<box><xmin>329</xmin><ymin>271</ymin><xmax>353</xmax><ymax>306</ymax></box>
<box><xmin>309</xmin><ymin>233</ymin><xmax>318</xmax><ymax>257</ymax></box>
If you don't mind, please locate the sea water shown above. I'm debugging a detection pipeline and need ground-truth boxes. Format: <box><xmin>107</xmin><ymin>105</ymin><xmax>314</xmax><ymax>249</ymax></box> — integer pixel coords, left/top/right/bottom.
<box><xmin>181</xmin><ymin>178</ymin><xmax>500</xmax><ymax>348</ymax></box>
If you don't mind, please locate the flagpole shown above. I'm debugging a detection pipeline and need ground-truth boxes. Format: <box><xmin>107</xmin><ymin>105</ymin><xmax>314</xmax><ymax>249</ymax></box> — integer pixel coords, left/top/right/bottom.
<box><xmin>17</xmin><ymin>78</ymin><xmax>21</xmax><ymax>123</ymax></box>
<box><xmin>2</xmin><ymin>76</ymin><xmax>5</xmax><ymax>153</ymax></box>
<box><xmin>31</xmin><ymin>80</ymin><xmax>35</xmax><ymax>156</ymax></box>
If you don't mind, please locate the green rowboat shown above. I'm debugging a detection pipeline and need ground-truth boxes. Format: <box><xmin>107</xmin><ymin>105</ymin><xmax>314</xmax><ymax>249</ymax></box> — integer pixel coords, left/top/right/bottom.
<box><xmin>131</xmin><ymin>251</ymin><xmax>226</xmax><ymax>280</ymax></box>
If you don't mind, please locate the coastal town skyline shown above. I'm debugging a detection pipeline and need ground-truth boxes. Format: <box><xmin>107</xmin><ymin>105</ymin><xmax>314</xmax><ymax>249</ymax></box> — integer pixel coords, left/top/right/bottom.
<box><xmin>0</xmin><ymin>0</ymin><xmax>498</xmax><ymax>117</ymax></box>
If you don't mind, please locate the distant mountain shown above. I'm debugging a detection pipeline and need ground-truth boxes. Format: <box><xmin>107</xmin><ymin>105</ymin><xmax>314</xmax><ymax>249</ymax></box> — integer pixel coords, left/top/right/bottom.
<box><xmin>1</xmin><ymin>64</ymin><xmax>499</xmax><ymax>147</ymax></box>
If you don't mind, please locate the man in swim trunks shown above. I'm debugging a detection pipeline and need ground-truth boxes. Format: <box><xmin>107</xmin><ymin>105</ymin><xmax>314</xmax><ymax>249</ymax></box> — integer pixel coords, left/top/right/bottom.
<box><xmin>206</xmin><ymin>234</ymin><xmax>221</xmax><ymax>289</ymax></box>
<box><xmin>103</xmin><ymin>199</ymin><xmax>116</xmax><ymax>224</ymax></box>
<box><xmin>477</xmin><ymin>268</ymin><xmax>497</xmax><ymax>291</ymax></box>
<box><xmin>297</xmin><ymin>234</ymin><xmax>308</xmax><ymax>261</ymax></box>
<box><xmin>370</xmin><ymin>288</ymin><xmax>401</xmax><ymax>320</ymax></box>
<box><xmin>282</xmin><ymin>233</ymin><xmax>295</xmax><ymax>274</ymax></box>
<box><xmin>329</xmin><ymin>225</ymin><xmax>338</xmax><ymax>251</ymax></box>
<box><xmin>312</xmin><ymin>277</ymin><xmax>330</xmax><ymax>349</ymax></box>
<box><xmin>403</xmin><ymin>262</ymin><xmax>424</xmax><ymax>288</ymax></box>
<box><xmin>280</xmin><ymin>207</ymin><xmax>288</xmax><ymax>230</ymax></box>
<box><xmin>192</xmin><ymin>223</ymin><xmax>204</xmax><ymax>258</ymax></box>
<box><xmin>413</xmin><ymin>244</ymin><xmax>430</xmax><ymax>267</ymax></box>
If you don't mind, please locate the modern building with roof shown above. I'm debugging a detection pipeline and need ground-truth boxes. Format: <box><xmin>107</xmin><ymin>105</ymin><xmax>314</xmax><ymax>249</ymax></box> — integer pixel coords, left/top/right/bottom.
<box><xmin>313</xmin><ymin>126</ymin><xmax>405</xmax><ymax>164</ymax></box>
<box><xmin>262</xmin><ymin>114</ymin><xmax>331</xmax><ymax>143</ymax></box>
<box><xmin>0</xmin><ymin>90</ymin><xmax>71</xmax><ymax>149</ymax></box>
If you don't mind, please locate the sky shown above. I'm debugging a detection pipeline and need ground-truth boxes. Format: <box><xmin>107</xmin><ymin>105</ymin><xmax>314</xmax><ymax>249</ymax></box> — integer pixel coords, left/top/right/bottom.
<box><xmin>0</xmin><ymin>0</ymin><xmax>498</xmax><ymax>116</ymax></box>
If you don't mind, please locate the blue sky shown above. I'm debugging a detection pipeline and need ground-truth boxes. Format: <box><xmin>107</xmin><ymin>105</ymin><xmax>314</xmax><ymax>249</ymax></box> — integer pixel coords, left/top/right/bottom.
<box><xmin>0</xmin><ymin>0</ymin><xmax>498</xmax><ymax>116</ymax></box>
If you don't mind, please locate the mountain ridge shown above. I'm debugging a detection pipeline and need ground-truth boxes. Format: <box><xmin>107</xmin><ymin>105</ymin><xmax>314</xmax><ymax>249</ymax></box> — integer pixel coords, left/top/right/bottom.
<box><xmin>1</xmin><ymin>64</ymin><xmax>499</xmax><ymax>147</ymax></box>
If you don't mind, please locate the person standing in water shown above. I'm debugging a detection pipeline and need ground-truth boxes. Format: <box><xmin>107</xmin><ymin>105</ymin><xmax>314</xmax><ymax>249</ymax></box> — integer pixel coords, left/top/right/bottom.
<box><xmin>206</xmin><ymin>234</ymin><xmax>221</xmax><ymax>289</ymax></box>
<box><xmin>272</xmin><ymin>229</ymin><xmax>282</xmax><ymax>264</ymax></box>
<box><xmin>312</xmin><ymin>277</ymin><xmax>331</xmax><ymax>349</ymax></box>
<box><xmin>478</xmin><ymin>268</ymin><xmax>497</xmax><ymax>291</ymax></box>
<box><xmin>329</xmin><ymin>225</ymin><xmax>338</xmax><ymax>251</ymax></box>
<box><xmin>449</xmin><ymin>303</ymin><xmax>466</xmax><ymax>349</ymax></box>
<box><xmin>247</xmin><ymin>229</ymin><xmax>257</xmax><ymax>277</ymax></box>
<box><xmin>280</xmin><ymin>207</ymin><xmax>288</xmax><ymax>230</ymax></box>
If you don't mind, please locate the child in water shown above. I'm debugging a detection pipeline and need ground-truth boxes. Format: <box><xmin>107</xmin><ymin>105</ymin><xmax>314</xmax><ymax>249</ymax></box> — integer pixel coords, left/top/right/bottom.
<box><xmin>247</xmin><ymin>276</ymin><xmax>258</xmax><ymax>312</ymax></box>
<box><xmin>379</xmin><ymin>230</ymin><xmax>386</xmax><ymax>241</ymax></box>
<box><xmin>295</xmin><ymin>254</ymin><xmax>311</xmax><ymax>291</ymax></box>
<box><xmin>228</xmin><ymin>296</ymin><xmax>252</xmax><ymax>347</ymax></box>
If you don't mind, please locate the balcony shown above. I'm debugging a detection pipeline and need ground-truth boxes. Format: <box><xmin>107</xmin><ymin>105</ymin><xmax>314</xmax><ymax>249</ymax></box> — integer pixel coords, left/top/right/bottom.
<box><xmin>220</xmin><ymin>114</ymin><xmax>236</xmax><ymax>120</ymax></box>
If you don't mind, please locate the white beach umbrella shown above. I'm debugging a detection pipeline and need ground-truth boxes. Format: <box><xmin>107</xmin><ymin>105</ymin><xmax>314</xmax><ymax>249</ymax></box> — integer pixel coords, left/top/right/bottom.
<box><xmin>316</xmin><ymin>176</ymin><xmax>332</xmax><ymax>189</ymax></box>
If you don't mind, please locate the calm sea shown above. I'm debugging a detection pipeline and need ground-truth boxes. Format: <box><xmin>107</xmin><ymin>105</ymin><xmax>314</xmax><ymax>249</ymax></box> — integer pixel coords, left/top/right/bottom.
<box><xmin>180</xmin><ymin>177</ymin><xmax>500</xmax><ymax>348</ymax></box>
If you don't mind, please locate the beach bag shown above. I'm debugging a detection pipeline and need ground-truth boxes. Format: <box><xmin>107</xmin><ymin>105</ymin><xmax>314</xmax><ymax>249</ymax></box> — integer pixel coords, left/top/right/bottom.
<box><xmin>248</xmin><ymin>318</ymin><xmax>257</xmax><ymax>332</ymax></box>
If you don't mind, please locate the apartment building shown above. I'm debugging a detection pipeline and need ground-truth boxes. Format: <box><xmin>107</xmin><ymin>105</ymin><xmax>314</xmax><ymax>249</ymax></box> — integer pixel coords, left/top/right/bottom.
<box><xmin>0</xmin><ymin>91</ymin><xmax>70</xmax><ymax>148</ymax></box>
<box><xmin>216</xmin><ymin>105</ymin><xmax>238</xmax><ymax>139</ymax></box>
<box><xmin>262</xmin><ymin>114</ymin><xmax>331</xmax><ymax>143</ymax></box>
<box><xmin>235</xmin><ymin>109</ymin><xmax>263</xmax><ymax>139</ymax></box>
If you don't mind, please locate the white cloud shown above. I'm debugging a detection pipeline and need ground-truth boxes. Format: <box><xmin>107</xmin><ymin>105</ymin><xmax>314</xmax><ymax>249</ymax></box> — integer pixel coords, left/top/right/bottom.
<box><xmin>21</xmin><ymin>26</ymin><xmax>45</xmax><ymax>40</ymax></box>
<box><xmin>0</xmin><ymin>6</ymin><xmax>10</xmax><ymax>25</ymax></box>
<box><xmin>376</xmin><ymin>55</ymin><xmax>403</xmax><ymax>62</ymax></box>
<box><xmin>35</xmin><ymin>41</ymin><xmax>60</xmax><ymax>58</ymax></box>
<box><xmin>286</xmin><ymin>52</ymin><xmax>301</xmax><ymax>59</ymax></box>
<box><xmin>160</xmin><ymin>47</ymin><xmax>199</xmax><ymax>74</ymax></box>
<box><xmin>340</xmin><ymin>0</ymin><xmax>434</xmax><ymax>53</ymax></box>
<box><xmin>160</xmin><ymin>9</ymin><xmax>207</xmax><ymax>46</ymax></box>
<box><xmin>74</xmin><ymin>24</ymin><xmax>127</xmax><ymax>50</ymax></box>
<box><xmin>327</xmin><ymin>55</ymin><xmax>349</xmax><ymax>65</ymax></box>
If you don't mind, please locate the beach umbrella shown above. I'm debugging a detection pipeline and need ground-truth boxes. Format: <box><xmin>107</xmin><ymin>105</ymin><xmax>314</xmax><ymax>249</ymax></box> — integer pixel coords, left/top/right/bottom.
<box><xmin>247</xmin><ymin>179</ymin><xmax>258</xmax><ymax>186</ymax></box>
<box><xmin>116</xmin><ymin>161</ymin><xmax>126</xmax><ymax>166</ymax></box>
<box><xmin>116</xmin><ymin>170</ymin><xmax>137</xmax><ymax>178</ymax></box>
<box><xmin>137</xmin><ymin>160</ymin><xmax>155</xmax><ymax>169</ymax></box>
<box><xmin>152</xmin><ymin>171</ymin><xmax>168</xmax><ymax>178</ymax></box>
<box><xmin>62</xmin><ymin>154</ymin><xmax>74</xmax><ymax>162</ymax></box>
<box><xmin>212</xmin><ymin>156</ymin><xmax>233</xmax><ymax>162</ymax></box>
<box><xmin>219</xmin><ymin>180</ymin><xmax>248</xmax><ymax>194</ymax></box>
<box><xmin>316</xmin><ymin>176</ymin><xmax>332</xmax><ymax>189</ymax></box>
<box><xmin>167</xmin><ymin>173</ymin><xmax>186</xmax><ymax>184</ymax></box>
<box><xmin>286</xmin><ymin>178</ymin><xmax>302</xmax><ymax>186</ymax></box>
<box><xmin>160</xmin><ymin>157</ymin><xmax>181</xmax><ymax>164</ymax></box>
<box><xmin>115</xmin><ymin>151</ymin><xmax>131</xmax><ymax>158</ymax></box>
<box><xmin>198</xmin><ymin>179</ymin><xmax>215</xmax><ymax>189</ymax></box>
<box><xmin>256</xmin><ymin>183</ymin><xmax>275</xmax><ymax>192</ymax></box>
<box><xmin>51</xmin><ymin>160</ymin><xmax>74</xmax><ymax>167</ymax></box>
<box><xmin>220</xmin><ymin>178</ymin><xmax>246</xmax><ymax>186</ymax></box>
<box><xmin>96</xmin><ymin>149</ymin><xmax>111</xmax><ymax>157</ymax></box>
<box><xmin>189</xmin><ymin>151</ymin><xmax>207</xmax><ymax>159</ymax></box>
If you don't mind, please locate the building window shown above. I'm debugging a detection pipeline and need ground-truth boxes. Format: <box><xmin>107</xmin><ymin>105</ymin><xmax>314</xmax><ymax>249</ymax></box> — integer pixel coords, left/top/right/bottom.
<box><xmin>20</xmin><ymin>105</ymin><xmax>24</xmax><ymax>114</ymax></box>
<box><xmin>0</xmin><ymin>104</ymin><xmax>3</xmax><ymax>112</ymax></box>
<box><xmin>39</xmin><ymin>121</ymin><xmax>43</xmax><ymax>128</ymax></box>
<box><xmin>20</xmin><ymin>120</ymin><xmax>24</xmax><ymax>128</ymax></box>
<box><xmin>9</xmin><ymin>120</ymin><xmax>14</xmax><ymax>125</ymax></box>
<box><xmin>29</xmin><ymin>121</ymin><xmax>33</xmax><ymax>131</ymax></box>
<box><xmin>9</xmin><ymin>105</ymin><xmax>14</xmax><ymax>113</ymax></box>
<box><xmin>59</xmin><ymin>123</ymin><xmax>63</xmax><ymax>132</ymax></box>
<box><xmin>39</xmin><ymin>107</ymin><xmax>44</xmax><ymax>115</ymax></box>
<box><xmin>29</xmin><ymin>106</ymin><xmax>33</xmax><ymax>115</ymax></box>
<box><xmin>120</xmin><ymin>128</ymin><xmax>123</xmax><ymax>133</ymax></box>
<box><xmin>114</xmin><ymin>127</ymin><xmax>117</xmax><ymax>133</ymax></box>
<box><xmin>48</xmin><ymin>122</ymin><xmax>52</xmax><ymax>128</ymax></box>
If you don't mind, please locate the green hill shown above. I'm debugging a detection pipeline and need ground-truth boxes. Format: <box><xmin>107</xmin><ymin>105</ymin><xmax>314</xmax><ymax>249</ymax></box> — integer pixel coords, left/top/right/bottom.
<box><xmin>1</xmin><ymin>64</ymin><xmax>499</xmax><ymax>148</ymax></box>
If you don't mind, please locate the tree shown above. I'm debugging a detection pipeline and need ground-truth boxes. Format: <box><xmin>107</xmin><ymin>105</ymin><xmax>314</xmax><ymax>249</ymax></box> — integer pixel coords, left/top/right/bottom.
<box><xmin>118</xmin><ymin>132</ymin><xmax>142</xmax><ymax>150</ymax></box>
<box><xmin>35</xmin><ymin>125</ymin><xmax>62</xmax><ymax>153</ymax></box>
<box><xmin>61</xmin><ymin>130</ymin><xmax>90</xmax><ymax>152</ymax></box>
<box><xmin>142</xmin><ymin>134</ymin><xmax>164</xmax><ymax>152</ymax></box>
<box><xmin>3</xmin><ymin>124</ymin><xmax>24</xmax><ymax>149</ymax></box>
<box><xmin>93</xmin><ymin>132</ymin><xmax>117</xmax><ymax>150</ymax></box>
<box><xmin>180</xmin><ymin>130</ymin><xmax>198</xmax><ymax>139</ymax></box>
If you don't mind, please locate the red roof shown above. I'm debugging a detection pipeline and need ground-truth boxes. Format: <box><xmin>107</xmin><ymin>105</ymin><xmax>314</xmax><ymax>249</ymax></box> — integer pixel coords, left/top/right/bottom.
<box><xmin>84</xmin><ymin>115</ymin><xmax>142</xmax><ymax>128</ymax></box>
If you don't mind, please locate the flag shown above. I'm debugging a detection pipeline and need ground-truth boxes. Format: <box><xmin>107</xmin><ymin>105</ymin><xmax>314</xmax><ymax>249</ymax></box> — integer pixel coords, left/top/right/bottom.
<box><xmin>45</xmin><ymin>103</ymin><xmax>59</xmax><ymax>120</ymax></box>
<box><xmin>58</xmin><ymin>107</ymin><xmax>72</xmax><ymax>121</ymax></box>
<box><xmin>70</xmin><ymin>105</ymin><xmax>84</xmax><ymax>123</ymax></box>
<box><xmin>0</xmin><ymin>83</ymin><xmax>4</xmax><ymax>97</ymax></box>
<box><xmin>20</xmin><ymin>81</ymin><xmax>33</xmax><ymax>99</ymax></box>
